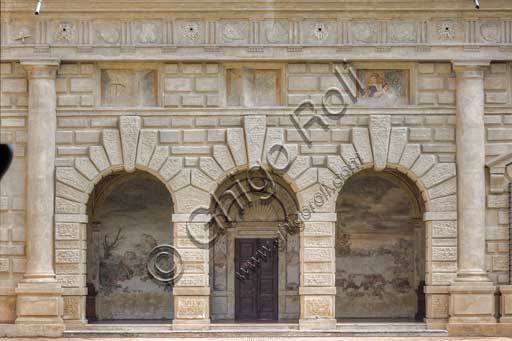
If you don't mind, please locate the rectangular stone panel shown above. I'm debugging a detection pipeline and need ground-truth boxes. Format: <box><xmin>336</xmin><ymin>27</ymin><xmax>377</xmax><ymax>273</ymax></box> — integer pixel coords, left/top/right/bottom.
<box><xmin>101</xmin><ymin>69</ymin><xmax>157</xmax><ymax>107</ymax></box>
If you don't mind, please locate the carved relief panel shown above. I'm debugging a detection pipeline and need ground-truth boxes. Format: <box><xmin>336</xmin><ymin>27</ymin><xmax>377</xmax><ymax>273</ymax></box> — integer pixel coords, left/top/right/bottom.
<box><xmin>51</xmin><ymin>20</ymin><xmax>78</xmax><ymax>44</ymax></box>
<box><xmin>226</xmin><ymin>67</ymin><xmax>282</xmax><ymax>107</ymax></box>
<box><xmin>133</xmin><ymin>21</ymin><xmax>162</xmax><ymax>44</ymax></box>
<box><xmin>478</xmin><ymin>20</ymin><xmax>501</xmax><ymax>43</ymax></box>
<box><xmin>387</xmin><ymin>20</ymin><xmax>417</xmax><ymax>44</ymax></box>
<box><xmin>351</xmin><ymin>20</ymin><xmax>379</xmax><ymax>44</ymax></box>
<box><xmin>10</xmin><ymin>20</ymin><xmax>36</xmax><ymax>44</ymax></box>
<box><xmin>301</xmin><ymin>19</ymin><xmax>337</xmax><ymax>44</ymax></box>
<box><xmin>101</xmin><ymin>69</ymin><xmax>157</xmax><ymax>107</ymax></box>
<box><xmin>93</xmin><ymin>21</ymin><xmax>122</xmax><ymax>45</ymax></box>
<box><xmin>262</xmin><ymin>20</ymin><xmax>289</xmax><ymax>44</ymax></box>
<box><xmin>175</xmin><ymin>20</ymin><xmax>205</xmax><ymax>45</ymax></box>
<box><xmin>430</xmin><ymin>19</ymin><xmax>464</xmax><ymax>43</ymax></box>
<box><xmin>218</xmin><ymin>20</ymin><xmax>250</xmax><ymax>45</ymax></box>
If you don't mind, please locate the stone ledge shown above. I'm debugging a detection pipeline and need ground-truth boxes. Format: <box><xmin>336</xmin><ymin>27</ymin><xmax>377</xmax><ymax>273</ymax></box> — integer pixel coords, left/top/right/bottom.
<box><xmin>172</xmin><ymin>318</ymin><xmax>210</xmax><ymax>331</ymax></box>
<box><xmin>0</xmin><ymin>323</ymin><xmax>65</xmax><ymax>337</ymax></box>
<box><xmin>299</xmin><ymin>318</ymin><xmax>336</xmax><ymax>330</ymax></box>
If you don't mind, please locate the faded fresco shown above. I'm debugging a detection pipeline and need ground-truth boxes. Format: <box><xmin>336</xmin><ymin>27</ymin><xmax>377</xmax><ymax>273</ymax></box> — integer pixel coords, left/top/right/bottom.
<box><xmin>87</xmin><ymin>172</ymin><xmax>173</xmax><ymax>320</ymax></box>
<box><xmin>357</xmin><ymin>69</ymin><xmax>409</xmax><ymax>106</ymax></box>
<box><xmin>335</xmin><ymin>171</ymin><xmax>424</xmax><ymax>319</ymax></box>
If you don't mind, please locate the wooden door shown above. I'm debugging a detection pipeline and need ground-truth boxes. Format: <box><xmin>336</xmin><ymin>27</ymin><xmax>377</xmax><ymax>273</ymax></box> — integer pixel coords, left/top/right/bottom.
<box><xmin>235</xmin><ymin>238</ymin><xmax>278</xmax><ymax>321</ymax></box>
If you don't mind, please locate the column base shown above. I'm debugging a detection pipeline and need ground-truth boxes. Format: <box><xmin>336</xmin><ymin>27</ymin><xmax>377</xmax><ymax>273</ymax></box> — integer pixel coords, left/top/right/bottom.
<box><xmin>447</xmin><ymin>322</ymin><xmax>497</xmax><ymax>336</ymax></box>
<box><xmin>15</xmin><ymin>280</ymin><xmax>64</xmax><ymax>325</ymax></box>
<box><xmin>172</xmin><ymin>318</ymin><xmax>210</xmax><ymax>330</ymax></box>
<box><xmin>447</xmin><ymin>283</ymin><xmax>497</xmax><ymax>336</ymax></box>
<box><xmin>299</xmin><ymin>318</ymin><xmax>336</xmax><ymax>330</ymax></box>
<box><xmin>425</xmin><ymin>318</ymin><xmax>448</xmax><ymax>330</ymax></box>
<box><xmin>498</xmin><ymin>285</ymin><xmax>512</xmax><ymax>336</ymax></box>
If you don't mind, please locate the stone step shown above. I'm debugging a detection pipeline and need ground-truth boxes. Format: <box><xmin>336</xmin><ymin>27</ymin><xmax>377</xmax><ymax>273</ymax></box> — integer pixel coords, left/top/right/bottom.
<box><xmin>336</xmin><ymin>322</ymin><xmax>429</xmax><ymax>331</ymax></box>
<box><xmin>65</xmin><ymin>322</ymin><xmax>448</xmax><ymax>337</ymax></box>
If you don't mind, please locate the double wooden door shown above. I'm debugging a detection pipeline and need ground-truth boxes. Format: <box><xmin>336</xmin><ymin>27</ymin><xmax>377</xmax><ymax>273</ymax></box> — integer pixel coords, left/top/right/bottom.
<box><xmin>235</xmin><ymin>238</ymin><xmax>278</xmax><ymax>321</ymax></box>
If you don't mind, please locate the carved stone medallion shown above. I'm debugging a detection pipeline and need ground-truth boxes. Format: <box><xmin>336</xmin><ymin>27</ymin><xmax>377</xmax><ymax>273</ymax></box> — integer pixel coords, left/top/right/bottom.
<box><xmin>480</xmin><ymin>21</ymin><xmax>500</xmax><ymax>43</ymax></box>
<box><xmin>436</xmin><ymin>20</ymin><xmax>457</xmax><ymax>41</ymax></box>
<box><xmin>175</xmin><ymin>20</ymin><xmax>204</xmax><ymax>44</ymax></box>
<box><xmin>302</xmin><ymin>20</ymin><xmax>336</xmax><ymax>44</ymax></box>
<box><xmin>53</xmin><ymin>21</ymin><xmax>77</xmax><ymax>43</ymax></box>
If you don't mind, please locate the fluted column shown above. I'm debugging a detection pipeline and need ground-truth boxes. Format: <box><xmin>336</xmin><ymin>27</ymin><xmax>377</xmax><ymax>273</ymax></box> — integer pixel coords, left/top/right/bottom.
<box><xmin>448</xmin><ymin>60</ymin><xmax>496</xmax><ymax>334</ymax></box>
<box><xmin>15</xmin><ymin>60</ymin><xmax>63</xmax><ymax>328</ymax></box>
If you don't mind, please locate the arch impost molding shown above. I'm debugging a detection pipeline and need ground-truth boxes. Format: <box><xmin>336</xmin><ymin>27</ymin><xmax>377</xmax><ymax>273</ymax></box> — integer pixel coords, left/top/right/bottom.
<box><xmin>301</xmin><ymin>213</ymin><xmax>337</xmax><ymax>222</ymax></box>
<box><xmin>423</xmin><ymin>211</ymin><xmax>457</xmax><ymax>222</ymax></box>
<box><xmin>172</xmin><ymin>213</ymin><xmax>211</xmax><ymax>223</ymax></box>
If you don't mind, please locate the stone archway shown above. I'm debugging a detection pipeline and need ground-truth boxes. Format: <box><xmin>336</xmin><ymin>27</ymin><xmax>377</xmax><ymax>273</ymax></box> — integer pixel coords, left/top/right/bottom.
<box><xmin>208</xmin><ymin>169</ymin><xmax>301</xmax><ymax>321</ymax></box>
<box><xmin>335</xmin><ymin>168</ymin><xmax>426</xmax><ymax>319</ymax></box>
<box><xmin>86</xmin><ymin>171</ymin><xmax>174</xmax><ymax>321</ymax></box>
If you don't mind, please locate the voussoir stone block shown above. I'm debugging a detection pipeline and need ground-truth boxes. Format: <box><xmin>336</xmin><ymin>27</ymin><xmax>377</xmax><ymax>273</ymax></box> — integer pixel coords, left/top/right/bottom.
<box><xmin>213</xmin><ymin>145</ymin><xmax>235</xmax><ymax>172</ymax></box>
<box><xmin>352</xmin><ymin>128</ymin><xmax>373</xmax><ymax>165</ymax></box>
<box><xmin>119</xmin><ymin>116</ymin><xmax>141</xmax><ymax>173</ymax></box>
<box><xmin>227</xmin><ymin>128</ymin><xmax>247</xmax><ymax>167</ymax></box>
<box><xmin>369</xmin><ymin>115</ymin><xmax>391</xmax><ymax>171</ymax></box>
<box><xmin>428</xmin><ymin>177</ymin><xmax>457</xmax><ymax>199</ymax></box>
<box><xmin>148</xmin><ymin>145</ymin><xmax>169</xmax><ymax>172</ymax></box>
<box><xmin>244</xmin><ymin>115</ymin><xmax>266</xmax><ymax>167</ymax></box>
<box><xmin>399</xmin><ymin>144</ymin><xmax>421</xmax><ymax>169</ymax></box>
<box><xmin>74</xmin><ymin>158</ymin><xmax>99</xmax><ymax>181</ymax></box>
<box><xmin>56</xmin><ymin>167</ymin><xmax>92</xmax><ymax>193</ymax></box>
<box><xmin>136</xmin><ymin>129</ymin><xmax>158</xmax><ymax>167</ymax></box>
<box><xmin>411</xmin><ymin>154</ymin><xmax>436</xmax><ymax>178</ymax></box>
<box><xmin>422</xmin><ymin>163</ymin><xmax>456</xmax><ymax>189</ymax></box>
<box><xmin>102</xmin><ymin>129</ymin><xmax>123</xmax><ymax>167</ymax></box>
<box><xmin>160</xmin><ymin>157</ymin><xmax>183</xmax><ymax>181</ymax></box>
<box><xmin>387</xmin><ymin>127</ymin><xmax>408</xmax><ymax>164</ymax></box>
<box><xmin>191</xmin><ymin>168</ymin><xmax>216</xmax><ymax>193</ymax></box>
<box><xmin>199</xmin><ymin>157</ymin><xmax>223</xmax><ymax>181</ymax></box>
<box><xmin>169</xmin><ymin>169</ymin><xmax>191</xmax><ymax>191</ymax></box>
<box><xmin>89</xmin><ymin>146</ymin><xmax>110</xmax><ymax>173</ymax></box>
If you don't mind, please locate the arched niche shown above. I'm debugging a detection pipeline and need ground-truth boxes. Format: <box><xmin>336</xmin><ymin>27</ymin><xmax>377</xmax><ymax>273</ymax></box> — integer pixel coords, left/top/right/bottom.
<box><xmin>86</xmin><ymin>170</ymin><xmax>174</xmax><ymax>321</ymax></box>
<box><xmin>335</xmin><ymin>168</ymin><xmax>426</xmax><ymax>320</ymax></box>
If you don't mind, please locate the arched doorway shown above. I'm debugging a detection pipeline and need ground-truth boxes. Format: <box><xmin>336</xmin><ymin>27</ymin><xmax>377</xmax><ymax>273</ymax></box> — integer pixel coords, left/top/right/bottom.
<box><xmin>335</xmin><ymin>169</ymin><xmax>425</xmax><ymax>320</ymax></box>
<box><xmin>86</xmin><ymin>171</ymin><xmax>174</xmax><ymax>321</ymax></box>
<box><xmin>208</xmin><ymin>168</ymin><xmax>301</xmax><ymax>321</ymax></box>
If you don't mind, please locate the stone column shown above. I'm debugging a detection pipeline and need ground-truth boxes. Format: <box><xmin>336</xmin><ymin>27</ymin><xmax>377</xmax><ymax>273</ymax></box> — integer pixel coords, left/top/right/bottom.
<box><xmin>15</xmin><ymin>61</ymin><xmax>64</xmax><ymax>332</ymax></box>
<box><xmin>172</xmin><ymin>213</ymin><xmax>210</xmax><ymax>330</ymax></box>
<box><xmin>449</xmin><ymin>60</ymin><xmax>496</xmax><ymax>335</ymax></box>
<box><xmin>299</xmin><ymin>214</ymin><xmax>337</xmax><ymax>330</ymax></box>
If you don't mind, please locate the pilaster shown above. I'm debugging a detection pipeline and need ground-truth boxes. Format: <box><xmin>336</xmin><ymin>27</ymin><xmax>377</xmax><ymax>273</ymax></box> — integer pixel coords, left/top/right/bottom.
<box><xmin>171</xmin><ymin>213</ymin><xmax>211</xmax><ymax>330</ymax></box>
<box><xmin>299</xmin><ymin>213</ymin><xmax>337</xmax><ymax>330</ymax></box>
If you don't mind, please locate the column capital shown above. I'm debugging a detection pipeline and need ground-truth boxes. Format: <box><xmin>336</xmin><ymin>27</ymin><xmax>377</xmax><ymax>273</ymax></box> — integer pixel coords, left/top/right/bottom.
<box><xmin>20</xmin><ymin>60</ymin><xmax>60</xmax><ymax>79</ymax></box>
<box><xmin>452</xmin><ymin>60</ymin><xmax>490</xmax><ymax>77</ymax></box>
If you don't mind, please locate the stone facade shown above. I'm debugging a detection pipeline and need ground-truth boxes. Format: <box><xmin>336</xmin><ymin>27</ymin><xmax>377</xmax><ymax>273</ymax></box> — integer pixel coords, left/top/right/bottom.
<box><xmin>0</xmin><ymin>0</ymin><xmax>511</xmax><ymax>337</ymax></box>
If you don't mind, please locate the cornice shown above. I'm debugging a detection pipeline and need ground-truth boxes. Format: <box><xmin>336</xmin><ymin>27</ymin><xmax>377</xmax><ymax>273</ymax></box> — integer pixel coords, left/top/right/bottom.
<box><xmin>2</xmin><ymin>0</ymin><xmax>512</xmax><ymax>12</ymax></box>
<box><xmin>2</xmin><ymin>45</ymin><xmax>511</xmax><ymax>62</ymax></box>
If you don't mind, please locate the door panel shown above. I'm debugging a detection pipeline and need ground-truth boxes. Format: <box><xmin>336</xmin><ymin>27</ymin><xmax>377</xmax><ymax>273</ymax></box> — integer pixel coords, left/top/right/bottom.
<box><xmin>235</xmin><ymin>238</ymin><xmax>278</xmax><ymax>321</ymax></box>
